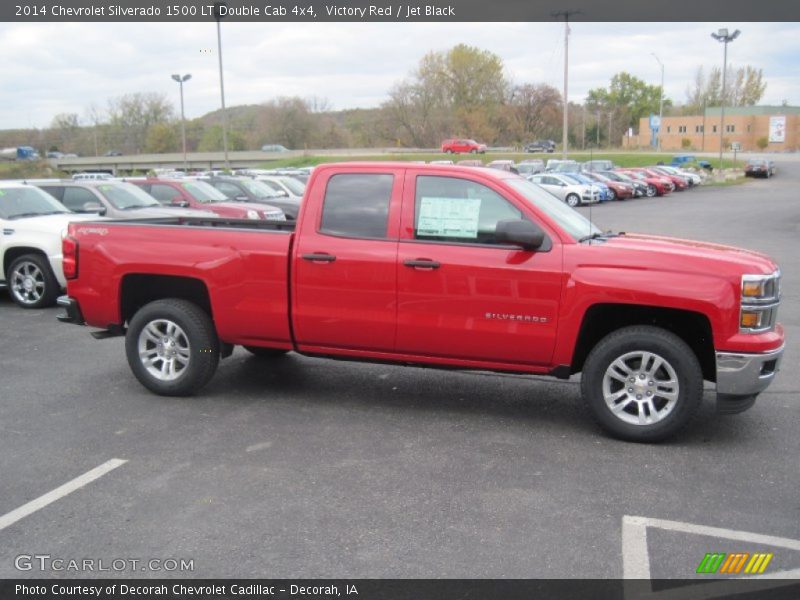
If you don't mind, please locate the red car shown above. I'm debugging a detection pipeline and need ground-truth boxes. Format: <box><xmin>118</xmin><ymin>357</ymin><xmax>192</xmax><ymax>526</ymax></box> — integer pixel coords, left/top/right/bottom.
<box><xmin>616</xmin><ymin>169</ymin><xmax>673</xmax><ymax>197</ymax></box>
<box><xmin>642</xmin><ymin>167</ymin><xmax>689</xmax><ymax>191</ymax></box>
<box><xmin>61</xmin><ymin>163</ymin><xmax>784</xmax><ymax>443</ymax></box>
<box><xmin>131</xmin><ymin>178</ymin><xmax>285</xmax><ymax>221</ymax></box>
<box><xmin>441</xmin><ymin>138</ymin><xmax>487</xmax><ymax>154</ymax></box>
<box><xmin>584</xmin><ymin>172</ymin><xmax>635</xmax><ymax>200</ymax></box>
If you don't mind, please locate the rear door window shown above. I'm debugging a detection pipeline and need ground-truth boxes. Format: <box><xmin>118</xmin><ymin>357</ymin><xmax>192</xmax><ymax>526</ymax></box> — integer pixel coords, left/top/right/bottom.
<box><xmin>320</xmin><ymin>174</ymin><xmax>394</xmax><ymax>239</ymax></box>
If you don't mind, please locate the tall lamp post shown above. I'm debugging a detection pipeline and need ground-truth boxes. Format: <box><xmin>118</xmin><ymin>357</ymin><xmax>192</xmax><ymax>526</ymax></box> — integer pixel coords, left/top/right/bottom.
<box><xmin>651</xmin><ymin>53</ymin><xmax>664</xmax><ymax>151</ymax></box>
<box><xmin>214</xmin><ymin>2</ymin><xmax>230</xmax><ymax>169</ymax></box>
<box><xmin>711</xmin><ymin>28</ymin><xmax>740</xmax><ymax>166</ymax></box>
<box><xmin>171</xmin><ymin>73</ymin><xmax>191</xmax><ymax>171</ymax></box>
<box><xmin>553</xmin><ymin>10</ymin><xmax>580</xmax><ymax>158</ymax></box>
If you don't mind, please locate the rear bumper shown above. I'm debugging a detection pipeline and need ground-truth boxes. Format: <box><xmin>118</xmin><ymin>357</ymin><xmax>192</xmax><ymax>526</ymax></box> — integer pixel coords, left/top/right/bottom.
<box><xmin>715</xmin><ymin>344</ymin><xmax>784</xmax><ymax>397</ymax></box>
<box><xmin>57</xmin><ymin>295</ymin><xmax>85</xmax><ymax>325</ymax></box>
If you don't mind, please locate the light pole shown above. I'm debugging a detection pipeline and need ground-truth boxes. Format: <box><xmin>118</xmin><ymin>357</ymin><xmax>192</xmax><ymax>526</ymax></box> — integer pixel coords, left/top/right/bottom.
<box><xmin>553</xmin><ymin>10</ymin><xmax>580</xmax><ymax>159</ymax></box>
<box><xmin>214</xmin><ymin>2</ymin><xmax>230</xmax><ymax>169</ymax></box>
<box><xmin>711</xmin><ymin>28</ymin><xmax>740</xmax><ymax>166</ymax></box>
<box><xmin>651</xmin><ymin>53</ymin><xmax>664</xmax><ymax>151</ymax></box>
<box><xmin>171</xmin><ymin>73</ymin><xmax>191</xmax><ymax>171</ymax></box>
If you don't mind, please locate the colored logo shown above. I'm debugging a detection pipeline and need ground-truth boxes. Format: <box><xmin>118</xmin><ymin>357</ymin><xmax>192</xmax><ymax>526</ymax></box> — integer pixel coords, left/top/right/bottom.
<box><xmin>696</xmin><ymin>552</ymin><xmax>773</xmax><ymax>574</ymax></box>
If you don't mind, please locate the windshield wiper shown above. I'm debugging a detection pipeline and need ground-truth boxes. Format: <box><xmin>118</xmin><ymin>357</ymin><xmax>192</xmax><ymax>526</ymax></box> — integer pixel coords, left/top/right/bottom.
<box><xmin>578</xmin><ymin>230</ymin><xmax>622</xmax><ymax>243</ymax></box>
<box><xmin>8</xmin><ymin>211</ymin><xmax>67</xmax><ymax>219</ymax></box>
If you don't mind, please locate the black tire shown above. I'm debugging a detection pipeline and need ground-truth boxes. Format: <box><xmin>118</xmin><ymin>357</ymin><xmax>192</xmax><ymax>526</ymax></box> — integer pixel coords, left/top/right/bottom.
<box><xmin>646</xmin><ymin>184</ymin><xmax>657</xmax><ymax>197</ymax></box>
<box><xmin>470</xmin><ymin>148</ymin><xmax>478</xmax><ymax>154</ymax></box>
<box><xmin>445</xmin><ymin>149</ymin><xmax>453</xmax><ymax>154</ymax></box>
<box><xmin>8</xmin><ymin>254</ymin><xmax>60</xmax><ymax>309</ymax></box>
<box><xmin>244</xmin><ymin>346</ymin><xmax>289</xmax><ymax>358</ymax></box>
<box><xmin>580</xmin><ymin>325</ymin><xmax>703</xmax><ymax>443</ymax></box>
<box><xmin>607</xmin><ymin>188</ymin><xmax>617</xmax><ymax>201</ymax></box>
<box><xmin>125</xmin><ymin>299</ymin><xmax>219</xmax><ymax>396</ymax></box>
<box><xmin>566</xmin><ymin>193</ymin><xmax>580</xmax><ymax>207</ymax></box>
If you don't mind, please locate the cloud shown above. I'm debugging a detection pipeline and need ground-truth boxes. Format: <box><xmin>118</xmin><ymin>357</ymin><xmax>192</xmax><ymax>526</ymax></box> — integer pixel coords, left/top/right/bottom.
<box><xmin>0</xmin><ymin>21</ymin><xmax>797</xmax><ymax>130</ymax></box>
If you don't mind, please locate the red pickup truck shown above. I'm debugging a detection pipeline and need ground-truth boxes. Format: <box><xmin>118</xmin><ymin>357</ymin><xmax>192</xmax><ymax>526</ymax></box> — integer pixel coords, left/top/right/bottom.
<box><xmin>58</xmin><ymin>163</ymin><xmax>784</xmax><ymax>442</ymax></box>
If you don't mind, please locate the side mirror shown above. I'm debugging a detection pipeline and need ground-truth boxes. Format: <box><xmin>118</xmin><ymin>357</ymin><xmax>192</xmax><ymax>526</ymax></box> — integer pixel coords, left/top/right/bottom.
<box><xmin>495</xmin><ymin>220</ymin><xmax>545</xmax><ymax>251</ymax></box>
<box><xmin>171</xmin><ymin>197</ymin><xmax>189</xmax><ymax>208</ymax></box>
<box><xmin>82</xmin><ymin>201</ymin><xmax>106</xmax><ymax>215</ymax></box>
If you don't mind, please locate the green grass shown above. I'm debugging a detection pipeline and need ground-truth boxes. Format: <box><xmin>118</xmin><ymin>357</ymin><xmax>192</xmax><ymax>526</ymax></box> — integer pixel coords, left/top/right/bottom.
<box><xmin>261</xmin><ymin>151</ymin><xmax>741</xmax><ymax>170</ymax></box>
<box><xmin>0</xmin><ymin>161</ymin><xmax>63</xmax><ymax>180</ymax></box>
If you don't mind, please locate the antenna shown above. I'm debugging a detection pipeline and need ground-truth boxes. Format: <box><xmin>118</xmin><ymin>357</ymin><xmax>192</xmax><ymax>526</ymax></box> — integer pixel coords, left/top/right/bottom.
<box><xmin>588</xmin><ymin>144</ymin><xmax>593</xmax><ymax>241</ymax></box>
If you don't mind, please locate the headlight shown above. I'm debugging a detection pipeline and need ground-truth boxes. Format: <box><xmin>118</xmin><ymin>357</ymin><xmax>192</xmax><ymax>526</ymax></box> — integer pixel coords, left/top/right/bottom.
<box><xmin>246</xmin><ymin>209</ymin><xmax>259</xmax><ymax>220</ymax></box>
<box><xmin>740</xmin><ymin>271</ymin><xmax>780</xmax><ymax>333</ymax></box>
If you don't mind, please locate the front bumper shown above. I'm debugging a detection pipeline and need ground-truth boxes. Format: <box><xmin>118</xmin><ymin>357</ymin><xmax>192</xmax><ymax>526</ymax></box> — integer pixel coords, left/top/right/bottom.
<box><xmin>57</xmin><ymin>295</ymin><xmax>85</xmax><ymax>325</ymax></box>
<box><xmin>716</xmin><ymin>344</ymin><xmax>784</xmax><ymax>396</ymax></box>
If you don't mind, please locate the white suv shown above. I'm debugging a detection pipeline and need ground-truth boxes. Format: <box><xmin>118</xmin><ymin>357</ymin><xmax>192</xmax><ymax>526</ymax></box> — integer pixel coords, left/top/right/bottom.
<box><xmin>0</xmin><ymin>182</ymin><xmax>100</xmax><ymax>308</ymax></box>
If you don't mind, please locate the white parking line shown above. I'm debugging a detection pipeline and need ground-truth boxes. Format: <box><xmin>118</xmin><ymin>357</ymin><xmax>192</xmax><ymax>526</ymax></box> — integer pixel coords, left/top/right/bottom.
<box><xmin>0</xmin><ymin>458</ymin><xmax>127</xmax><ymax>532</ymax></box>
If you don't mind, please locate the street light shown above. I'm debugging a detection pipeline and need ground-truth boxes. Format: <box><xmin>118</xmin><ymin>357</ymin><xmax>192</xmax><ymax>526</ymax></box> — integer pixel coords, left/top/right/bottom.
<box><xmin>651</xmin><ymin>53</ymin><xmax>664</xmax><ymax>152</ymax></box>
<box><xmin>171</xmin><ymin>73</ymin><xmax>191</xmax><ymax>171</ymax></box>
<box><xmin>214</xmin><ymin>2</ymin><xmax>230</xmax><ymax>169</ymax></box>
<box><xmin>711</xmin><ymin>28</ymin><xmax>740</xmax><ymax>166</ymax></box>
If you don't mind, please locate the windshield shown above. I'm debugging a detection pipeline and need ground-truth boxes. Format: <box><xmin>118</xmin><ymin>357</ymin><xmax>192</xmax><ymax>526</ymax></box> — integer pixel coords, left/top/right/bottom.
<box><xmin>279</xmin><ymin>177</ymin><xmax>306</xmax><ymax>196</ymax></box>
<box><xmin>506</xmin><ymin>178</ymin><xmax>601</xmax><ymax>241</ymax></box>
<box><xmin>181</xmin><ymin>181</ymin><xmax>229</xmax><ymax>203</ymax></box>
<box><xmin>0</xmin><ymin>186</ymin><xmax>70</xmax><ymax>219</ymax></box>
<box><xmin>241</xmin><ymin>179</ymin><xmax>282</xmax><ymax>199</ymax></box>
<box><xmin>97</xmin><ymin>183</ymin><xmax>161</xmax><ymax>210</ymax></box>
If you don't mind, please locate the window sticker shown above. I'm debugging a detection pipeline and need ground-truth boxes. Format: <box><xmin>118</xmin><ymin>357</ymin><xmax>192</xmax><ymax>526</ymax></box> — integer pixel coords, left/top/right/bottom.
<box><xmin>417</xmin><ymin>196</ymin><xmax>481</xmax><ymax>239</ymax></box>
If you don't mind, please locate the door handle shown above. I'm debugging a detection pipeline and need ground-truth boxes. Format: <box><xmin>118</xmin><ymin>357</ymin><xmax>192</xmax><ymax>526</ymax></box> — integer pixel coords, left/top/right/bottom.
<box><xmin>302</xmin><ymin>253</ymin><xmax>336</xmax><ymax>263</ymax></box>
<box><xmin>403</xmin><ymin>259</ymin><xmax>440</xmax><ymax>270</ymax></box>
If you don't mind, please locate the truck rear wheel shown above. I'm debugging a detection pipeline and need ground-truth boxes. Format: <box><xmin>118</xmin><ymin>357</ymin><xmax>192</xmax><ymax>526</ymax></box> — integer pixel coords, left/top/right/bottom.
<box><xmin>125</xmin><ymin>299</ymin><xmax>219</xmax><ymax>396</ymax></box>
<box><xmin>580</xmin><ymin>326</ymin><xmax>703</xmax><ymax>442</ymax></box>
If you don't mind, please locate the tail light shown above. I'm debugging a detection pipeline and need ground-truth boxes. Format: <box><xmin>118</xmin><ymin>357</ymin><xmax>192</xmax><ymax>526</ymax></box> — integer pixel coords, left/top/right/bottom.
<box><xmin>63</xmin><ymin>235</ymin><xmax>79</xmax><ymax>279</ymax></box>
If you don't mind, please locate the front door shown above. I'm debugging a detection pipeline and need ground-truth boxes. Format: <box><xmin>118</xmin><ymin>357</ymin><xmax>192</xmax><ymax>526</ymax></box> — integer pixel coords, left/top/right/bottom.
<box><xmin>395</xmin><ymin>172</ymin><xmax>563</xmax><ymax>366</ymax></box>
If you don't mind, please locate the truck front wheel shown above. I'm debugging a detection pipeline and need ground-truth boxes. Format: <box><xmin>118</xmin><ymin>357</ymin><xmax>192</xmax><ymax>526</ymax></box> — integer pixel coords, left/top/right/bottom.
<box><xmin>580</xmin><ymin>326</ymin><xmax>703</xmax><ymax>442</ymax></box>
<box><xmin>125</xmin><ymin>299</ymin><xmax>219</xmax><ymax>396</ymax></box>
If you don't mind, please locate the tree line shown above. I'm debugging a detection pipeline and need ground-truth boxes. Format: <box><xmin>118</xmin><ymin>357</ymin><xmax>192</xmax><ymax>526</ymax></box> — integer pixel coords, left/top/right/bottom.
<box><xmin>0</xmin><ymin>45</ymin><xmax>769</xmax><ymax>155</ymax></box>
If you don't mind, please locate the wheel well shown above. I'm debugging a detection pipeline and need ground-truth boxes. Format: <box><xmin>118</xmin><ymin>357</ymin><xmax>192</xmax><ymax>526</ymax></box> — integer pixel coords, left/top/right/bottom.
<box><xmin>571</xmin><ymin>304</ymin><xmax>716</xmax><ymax>382</ymax></box>
<box><xmin>120</xmin><ymin>274</ymin><xmax>212</xmax><ymax>325</ymax></box>
<box><xmin>4</xmin><ymin>247</ymin><xmax>49</xmax><ymax>275</ymax></box>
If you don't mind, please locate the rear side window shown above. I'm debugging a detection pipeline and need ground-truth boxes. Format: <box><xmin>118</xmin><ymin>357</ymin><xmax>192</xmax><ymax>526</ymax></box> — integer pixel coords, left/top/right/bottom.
<box><xmin>149</xmin><ymin>184</ymin><xmax>179</xmax><ymax>204</ymax></box>
<box><xmin>320</xmin><ymin>174</ymin><xmax>393</xmax><ymax>239</ymax></box>
<box><xmin>62</xmin><ymin>187</ymin><xmax>98</xmax><ymax>211</ymax></box>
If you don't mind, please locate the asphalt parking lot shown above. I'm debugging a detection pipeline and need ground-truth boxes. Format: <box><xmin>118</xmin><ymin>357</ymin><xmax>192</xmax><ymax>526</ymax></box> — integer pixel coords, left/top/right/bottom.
<box><xmin>0</xmin><ymin>163</ymin><xmax>798</xmax><ymax>582</ymax></box>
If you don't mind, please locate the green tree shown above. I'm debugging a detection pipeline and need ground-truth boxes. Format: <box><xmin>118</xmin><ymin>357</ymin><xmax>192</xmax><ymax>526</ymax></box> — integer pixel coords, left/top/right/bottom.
<box><xmin>685</xmin><ymin>65</ymin><xmax>766</xmax><ymax>111</ymax></box>
<box><xmin>586</xmin><ymin>72</ymin><xmax>670</xmax><ymax>130</ymax></box>
<box><xmin>106</xmin><ymin>92</ymin><xmax>174</xmax><ymax>154</ymax></box>
<box><xmin>197</xmin><ymin>125</ymin><xmax>245</xmax><ymax>152</ymax></box>
<box><xmin>144</xmin><ymin>122</ymin><xmax>178</xmax><ymax>153</ymax></box>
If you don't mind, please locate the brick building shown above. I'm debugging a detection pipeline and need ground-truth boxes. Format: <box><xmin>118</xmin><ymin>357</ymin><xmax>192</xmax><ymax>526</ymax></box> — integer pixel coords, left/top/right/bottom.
<box><xmin>623</xmin><ymin>106</ymin><xmax>800</xmax><ymax>152</ymax></box>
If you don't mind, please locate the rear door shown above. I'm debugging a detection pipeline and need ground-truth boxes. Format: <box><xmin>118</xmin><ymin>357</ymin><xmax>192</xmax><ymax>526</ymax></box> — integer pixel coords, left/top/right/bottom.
<box><xmin>395</xmin><ymin>171</ymin><xmax>563</xmax><ymax>366</ymax></box>
<box><xmin>292</xmin><ymin>168</ymin><xmax>403</xmax><ymax>352</ymax></box>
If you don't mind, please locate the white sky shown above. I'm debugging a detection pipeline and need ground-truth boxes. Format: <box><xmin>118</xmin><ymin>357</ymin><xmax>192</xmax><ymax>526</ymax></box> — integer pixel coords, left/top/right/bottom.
<box><xmin>1</xmin><ymin>21</ymin><xmax>798</xmax><ymax>129</ymax></box>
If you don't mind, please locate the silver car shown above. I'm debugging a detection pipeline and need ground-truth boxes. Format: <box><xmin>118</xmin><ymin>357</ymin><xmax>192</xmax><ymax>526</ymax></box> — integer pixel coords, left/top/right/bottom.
<box><xmin>528</xmin><ymin>173</ymin><xmax>600</xmax><ymax>207</ymax></box>
<box><xmin>36</xmin><ymin>181</ymin><xmax>215</xmax><ymax>219</ymax></box>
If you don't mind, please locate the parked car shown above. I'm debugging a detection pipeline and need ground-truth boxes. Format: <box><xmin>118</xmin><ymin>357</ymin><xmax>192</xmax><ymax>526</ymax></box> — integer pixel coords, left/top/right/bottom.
<box><xmin>456</xmin><ymin>159</ymin><xmax>484</xmax><ymax>167</ymax></box>
<box><xmin>104</xmin><ymin>150</ymin><xmax>123</xmax><ymax>157</ymax></box>
<box><xmin>639</xmin><ymin>167</ymin><xmax>689</xmax><ymax>192</ymax></box>
<box><xmin>582</xmin><ymin>160</ymin><xmax>615</xmax><ymax>173</ymax></box>
<box><xmin>200</xmin><ymin>176</ymin><xmax>300</xmax><ymax>219</ymax></box>
<box><xmin>46</xmin><ymin>151</ymin><xmax>65</xmax><ymax>159</ymax></box>
<box><xmin>486</xmin><ymin>160</ymin><xmax>517</xmax><ymax>173</ymax></box>
<box><xmin>515</xmin><ymin>159</ymin><xmax>545</xmax><ymax>176</ymax></box>
<box><xmin>559</xmin><ymin>173</ymin><xmax>613</xmax><ymax>202</ymax></box>
<box><xmin>72</xmin><ymin>172</ymin><xmax>112</xmax><ymax>181</ymax></box>
<box><xmin>528</xmin><ymin>173</ymin><xmax>601</xmax><ymax>206</ymax></box>
<box><xmin>744</xmin><ymin>159</ymin><xmax>776</xmax><ymax>178</ymax></box>
<box><xmin>36</xmin><ymin>181</ymin><xmax>216</xmax><ymax>220</ymax></box>
<box><xmin>545</xmin><ymin>159</ymin><xmax>580</xmax><ymax>173</ymax></box>
<box><xmin>441</xmin><ymin>139</ymin><xmax>487</xmax><ymax>154</ymax></box>
<box><xmin>671</xmin><ymin>154</ymin><xmax>712</xmax><ymax>171</ymax></box>
<box><xmin>583</xmin><ymin>172</ymin><xmax>635</xmax><ymax>201</ymax></box>
<box><xmin>523</xmin><ymin>140</ymin><xmax>556</xmax><ymax>153</ymax></box>
<box><xmin>60</xmin><ymin>163</ymin><xmax>784</xmax><ymax>442</ymax></box>
<box><xmin>652</xmin><ymin>165</ymin><xmax>703</xmax><ymax>186</ymax></box>
<box><xmin>130</xmin><ymin>178</ymin><xmax>286</xmax><ymax>221</ymax></box>
<box><xmin>598</xmin><ymin>170</ymin><xmax>647</xmax><ymax>198</ymax></box>
<box><xmin>261</xmin><ymin>144</ymin><xmax>289</xmax><ymax>153</ymax></box>
<box><xmin>0</xmin><ymin>182</ymin><xmax>99</xmax><ymax>308</ymax></box>
<box><xmin>252</xmin><ymin>175</ymin><xmax>306</xmax><ymax>201</ymax></box>
<box><xmin>616</xmin><ymin>169</ymin><xmax>673</xmax><ymax>197</ymax></box>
